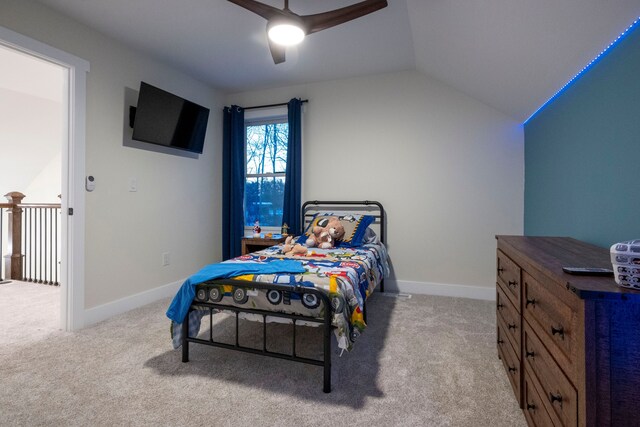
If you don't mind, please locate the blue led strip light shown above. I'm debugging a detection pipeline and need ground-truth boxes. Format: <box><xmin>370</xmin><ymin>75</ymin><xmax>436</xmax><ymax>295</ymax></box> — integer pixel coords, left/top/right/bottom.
<box><xmin>524</xmin><ymin>17</ymin><xmax>640</xmax><ymax>125</ymax></box>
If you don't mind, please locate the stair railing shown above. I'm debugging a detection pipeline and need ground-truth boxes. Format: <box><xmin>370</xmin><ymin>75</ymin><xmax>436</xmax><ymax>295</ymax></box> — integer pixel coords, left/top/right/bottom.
<box><xmin>1</xmin><ymin>192</ymin><xmax>61</xmax><ymax>285</ymax></box>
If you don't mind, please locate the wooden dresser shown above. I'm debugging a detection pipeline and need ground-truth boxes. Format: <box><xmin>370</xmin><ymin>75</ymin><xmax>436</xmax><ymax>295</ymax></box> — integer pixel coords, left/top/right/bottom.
<box><xmin>496</xmin><ymin>236</ymin><xmax>640</xmax><ymax>427</ymax></box>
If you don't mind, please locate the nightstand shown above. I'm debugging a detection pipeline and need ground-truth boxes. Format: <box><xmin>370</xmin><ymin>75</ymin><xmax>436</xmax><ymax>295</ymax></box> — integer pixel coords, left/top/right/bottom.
<box><xmin>241</xmin><ymin>236</ymin><xmax>287</xmax><ymax>255</ymax></box>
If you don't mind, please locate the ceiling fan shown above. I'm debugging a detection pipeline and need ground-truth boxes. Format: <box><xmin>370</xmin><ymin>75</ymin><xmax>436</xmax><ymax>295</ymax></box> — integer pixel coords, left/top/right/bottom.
<box><xmin>228</xmin><ymin>0</ymin><xmax>388</xmax><ymax>64</ymax></box>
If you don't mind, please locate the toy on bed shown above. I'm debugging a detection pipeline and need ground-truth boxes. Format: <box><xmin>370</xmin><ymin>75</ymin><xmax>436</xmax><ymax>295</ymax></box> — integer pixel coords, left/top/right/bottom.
<box><xmin>306</xmin><ymin>216</ymin><xmax>345</xmax><ymax>249</ymax></box>
<box><xmin>282</xmin><ymin>235</ymin><xmax>308</xmax><ymax>256</ymax></box>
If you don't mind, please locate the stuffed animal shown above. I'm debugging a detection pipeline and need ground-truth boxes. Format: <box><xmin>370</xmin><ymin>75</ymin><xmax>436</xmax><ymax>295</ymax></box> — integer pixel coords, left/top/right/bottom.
<box><xmin>306</xmin><ymin>216</ymin><xmax>345</xmax><ymax>249</ymax></box>
<box><xmin>282</xmin><ymin>235</ymin><xmax>308</xmax><ymax>256</ymax></box>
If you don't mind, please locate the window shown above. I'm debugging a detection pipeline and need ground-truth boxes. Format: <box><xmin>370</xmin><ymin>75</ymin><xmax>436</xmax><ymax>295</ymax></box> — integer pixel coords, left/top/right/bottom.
<box><xmin>244</xmin><ymin>117</ymin><xmax>288</xmax><ymax>229</ymax></box>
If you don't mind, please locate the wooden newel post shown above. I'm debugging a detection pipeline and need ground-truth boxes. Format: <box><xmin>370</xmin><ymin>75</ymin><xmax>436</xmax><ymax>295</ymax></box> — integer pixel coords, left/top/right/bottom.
<box><xmin>4</xmin><ymin>192</ymin><xmax>25</xmax><ymax>281</ymax></box>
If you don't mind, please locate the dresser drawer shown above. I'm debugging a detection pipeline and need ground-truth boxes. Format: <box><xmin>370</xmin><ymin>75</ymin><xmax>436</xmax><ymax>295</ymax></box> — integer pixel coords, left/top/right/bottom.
<box><xmin>497</xmin><ymin>283</ymin><xmax>521</xmax><ymax>353</ymax></box>
<box><xmin>523</xmin><ymin>370</ymin><xmax>556</xmax><ymax>427</ymax></box>
<box><xmin>497</xmin><ymin>250</ymin><xmax>521</xmax><ymax>306</ymax></box>
<box><xmin>523</xmin><ymin>271</ymin><xmax>578</xmax><ymax>377</ymax></box>
<box><xmin>497</xmin><ymin>321</ymin><xmax>522</xmax><ymax>407</ymax></box>
<box><xmin>524</xmin><ymin>323</ymin><xmax>577</xmax><ymax>427</ymax></box>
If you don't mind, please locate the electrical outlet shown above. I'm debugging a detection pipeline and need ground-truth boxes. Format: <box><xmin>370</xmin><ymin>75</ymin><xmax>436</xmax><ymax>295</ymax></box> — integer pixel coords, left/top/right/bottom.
<box><xmin>162</xmin><ymin>252</ymin><xmax>170</xmax><ymax>266</ymax></box>
<box><xmin>128</xmin><ymin>177</ymin><xmax>138</xmax><ymax>192</ymax></box>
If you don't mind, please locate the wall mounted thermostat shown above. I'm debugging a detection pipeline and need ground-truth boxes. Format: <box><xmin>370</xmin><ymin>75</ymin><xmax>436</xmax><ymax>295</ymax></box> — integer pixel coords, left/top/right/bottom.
<box><xmin>86</xmin><ymin>175</ymin><xmax>95</xmax><ymax>192</ymax></box>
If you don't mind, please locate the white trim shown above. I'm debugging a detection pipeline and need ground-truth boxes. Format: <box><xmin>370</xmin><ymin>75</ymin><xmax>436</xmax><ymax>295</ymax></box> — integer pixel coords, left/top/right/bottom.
<box><xmin>0</xmin><ymin>25</ymin><xmax>90</xmax><ymax>331</ymax></box>
<box><xmin>245</xmin><ymin>106</ymin><xmax>287</xmax><ymax>121</ymax></box>
<box><xmin>84</xmin><ymin>279</ymin><xmax>184</xmax><ymax>327</ymax></box>
<box><xmin>384</xmin><ymin>279</ymin><xmax>496</xmax><ymax>301</ymax></box>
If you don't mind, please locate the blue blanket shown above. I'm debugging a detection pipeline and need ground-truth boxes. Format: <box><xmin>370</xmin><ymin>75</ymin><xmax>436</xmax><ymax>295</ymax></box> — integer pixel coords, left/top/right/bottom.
<box><xmin>166</xmin><ymin>259</ymin><xmax>305</xmax><ymax>323</ymax></box>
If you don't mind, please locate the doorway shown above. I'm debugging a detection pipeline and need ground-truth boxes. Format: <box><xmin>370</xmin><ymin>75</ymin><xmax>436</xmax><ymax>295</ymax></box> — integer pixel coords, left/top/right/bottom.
<box><xmin>0</xmin><ymin>44</ymin><xmax>64</xmax><ymax>339</ymax></box>
<box><xmin>0</xmin><ymin>25</ymin><xmax>89</xmax><ymax>332</ymax></box>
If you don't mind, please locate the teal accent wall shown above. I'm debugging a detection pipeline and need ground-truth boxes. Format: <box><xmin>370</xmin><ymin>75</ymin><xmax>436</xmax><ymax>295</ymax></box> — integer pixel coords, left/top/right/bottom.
<box><xmin>524</xmin><ymin>24</ymin><xmax>640</xmax><ymax>248</ymax></box>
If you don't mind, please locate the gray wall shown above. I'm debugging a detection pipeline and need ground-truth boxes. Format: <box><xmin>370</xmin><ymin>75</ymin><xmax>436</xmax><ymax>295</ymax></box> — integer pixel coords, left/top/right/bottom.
<box><xmin>0</xmin><ymin>0</ymin><xmax>224</xmax><ymax>311</ymax></box>
<box><xmin>524</xmin><ymin>23</ymin><xmax>640</xmax><ymax>248</ymax></box>
<box><xmin>229</xmin><ymin>70</ymin><xmax>524</xmax><ymax>296</ymax></box>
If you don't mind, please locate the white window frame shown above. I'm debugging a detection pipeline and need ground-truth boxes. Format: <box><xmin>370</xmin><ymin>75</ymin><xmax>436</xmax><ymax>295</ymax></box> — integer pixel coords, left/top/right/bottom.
<box><xmin>243</xmin><ymin>107</ymin><xmax>288</xmax><ymax>236</ymax></box>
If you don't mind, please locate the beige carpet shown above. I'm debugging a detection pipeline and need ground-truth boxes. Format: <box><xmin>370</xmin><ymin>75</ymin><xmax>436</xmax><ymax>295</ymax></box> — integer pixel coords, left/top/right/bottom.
<box><xmin>0</xmin><ymin>289</ymin><xmax>526</xmax><ymax>426</ymax></box>
<box><xmin>0</xmin><ymin>280</ymin><xmax>60</xmax><ymax>353</ymax></box>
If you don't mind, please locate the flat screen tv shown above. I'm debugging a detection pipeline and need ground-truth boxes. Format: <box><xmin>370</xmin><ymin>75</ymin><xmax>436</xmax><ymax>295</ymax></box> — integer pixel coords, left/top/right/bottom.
<box><xmin>132</xmin><ymin>82</ymin><xmax>210</xmax><ymax>154</ymax></box>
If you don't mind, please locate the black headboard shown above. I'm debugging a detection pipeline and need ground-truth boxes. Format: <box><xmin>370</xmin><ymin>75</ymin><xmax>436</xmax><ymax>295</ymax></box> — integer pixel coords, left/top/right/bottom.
<box><xmin>300</xmin><ymin>200</ymin><xmax>385</xmax><ymax>244</ymax></box>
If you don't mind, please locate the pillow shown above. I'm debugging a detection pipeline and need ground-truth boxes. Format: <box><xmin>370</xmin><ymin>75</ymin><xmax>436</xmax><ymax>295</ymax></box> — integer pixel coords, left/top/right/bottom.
<box><xmin>361</xmin><ymin>227</ymin><xmax>380</xmax><ymax>245</ymax></box>
<box><xmin>300</xmin><ymin>212</ymin><xmax>375</xmax><ymax>247</ymax></box>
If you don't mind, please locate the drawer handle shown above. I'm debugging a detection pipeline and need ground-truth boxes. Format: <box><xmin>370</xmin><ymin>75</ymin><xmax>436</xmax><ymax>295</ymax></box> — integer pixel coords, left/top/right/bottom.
<box><xmin>508</xmin><ymin>366</ymin><xmax>517</xmax><ymax>373</ymax></box>
<box><xmin>497</xmin><ymin>303</ymin><xmax>504</xmax><ymax>310</ymax></box>
<box><xmin>551</xmin><ymin>326</ymin><xmax>565</xmax><ymax>339</ymax></box>
<box><xmin>526</xmin><ymin>298</ymin><xmax>536</xmax><ymax>308</ymax></box>
<box><xmin>508</xmin><ymin>323</ymin><xmax>517</xmax><ymax>330</ymax></box>
<box><xmin>497</xmin><ymin>267</ymin><xmax>504</xmax><ymax>275</ymax></box>
<box><xmin>508</xmin><ymin>280</ymin><xmax>517</xmax><ymax>288</ymax></box>
<box><xmin>549</xmin><ymin>393</ymin><xmax>563</xmax><ymax>406</ymax></box>
<box><xmin>497</xmin><ymin>339</ymin><xmax>504</xmax><ymax>345</ymax></box>
<box><xmin>525</xmin><ymin>350</ymin><xmax>535</xmax><ymax>359</ymax></box>
<box><xmin>527</xmin><ymin>403</ymin><xmax>536</xmax><ymax>411</ymax></box>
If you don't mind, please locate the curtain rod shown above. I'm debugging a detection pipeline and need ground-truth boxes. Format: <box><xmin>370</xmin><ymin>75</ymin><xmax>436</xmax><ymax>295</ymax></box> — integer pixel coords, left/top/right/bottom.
<box><xmin>243</xmin><ymin>99</ymin><xmax>308</xmax><ymax>111</ymax></box>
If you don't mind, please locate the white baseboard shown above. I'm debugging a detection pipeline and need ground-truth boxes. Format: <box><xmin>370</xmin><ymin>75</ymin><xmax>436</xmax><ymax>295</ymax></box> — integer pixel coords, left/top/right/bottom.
<box><xmin>383</xmin><ymin>279</ymin><xmax>495</xmax><ymax>301</ymax></box>
<box><xmin>84</xmin><ymin>279</ymin><xmax>184</xmax><ymax>327</ymax></box>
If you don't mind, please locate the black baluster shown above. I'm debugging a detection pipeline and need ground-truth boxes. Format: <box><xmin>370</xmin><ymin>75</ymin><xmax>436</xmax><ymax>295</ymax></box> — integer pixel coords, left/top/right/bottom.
<box><xmin>44</xmin><ymin>208</ymin><xmax>48</xmax><ymax>284</ymax></box>
<box><xmin>48</xmin><ymin>208</ymin><xmax>52</xmax><ymax>284</ymax></box>
<box><xmin>39</xmin><ymin>208</ymin><xmax>43</xmax><ymax>283</ymax></box>
<box><xmin>28</xmin><ymin>208</ymin><xmax>31</xmax><ymax>281</ymax></box>
<box><xmin>55</xmin><ymin>208</ymin><xmax>59</xmax><ymax>286</ymax></box>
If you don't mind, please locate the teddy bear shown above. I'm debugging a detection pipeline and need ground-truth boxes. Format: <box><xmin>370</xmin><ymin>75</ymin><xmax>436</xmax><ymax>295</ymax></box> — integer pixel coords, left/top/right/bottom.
<box><xmin>282</xmin><ymin>235</ymin><xmax>308</xmax><ymax>256</ymax></box>
<box><xmin>306</xmin><ymin>216</ymin><xmax>345</xmax><ymax>249</ymax></box>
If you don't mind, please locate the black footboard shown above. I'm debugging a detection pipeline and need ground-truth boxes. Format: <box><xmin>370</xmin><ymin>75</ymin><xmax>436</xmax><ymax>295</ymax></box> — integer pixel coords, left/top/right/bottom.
<box><xmin>181</xmin><ymin>279</ymin><xmax>334</xmax><ymax>393</ymax></box>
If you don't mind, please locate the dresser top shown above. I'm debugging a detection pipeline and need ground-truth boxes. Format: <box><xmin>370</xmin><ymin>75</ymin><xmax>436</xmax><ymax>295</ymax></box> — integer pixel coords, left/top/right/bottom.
<box><xmin>496</xmin><ymin>235</ymin><xmax>640</xmax><ymax>301</ymax></box>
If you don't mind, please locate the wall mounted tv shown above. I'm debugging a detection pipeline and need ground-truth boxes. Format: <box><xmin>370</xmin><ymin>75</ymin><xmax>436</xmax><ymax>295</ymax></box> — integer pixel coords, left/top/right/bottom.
<box><xmin>131</xmin><ymin>82</ymin><xmax>210</xmax><ymax>154</ymax></box>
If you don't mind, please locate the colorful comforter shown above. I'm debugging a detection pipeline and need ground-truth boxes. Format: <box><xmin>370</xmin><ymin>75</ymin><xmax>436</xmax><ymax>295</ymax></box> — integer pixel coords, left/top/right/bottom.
<box><xmin>168</xmin><ymin>240</ymin><xmax>389</xmax><ymax>351</ymax></box>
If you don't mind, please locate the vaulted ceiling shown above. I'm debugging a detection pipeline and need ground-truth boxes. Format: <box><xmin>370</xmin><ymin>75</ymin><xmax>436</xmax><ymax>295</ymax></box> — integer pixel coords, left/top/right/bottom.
<box><xmin>35</xmin><ymin>0</ymin><xmax>640</xmax><ymax>122</ymax></box>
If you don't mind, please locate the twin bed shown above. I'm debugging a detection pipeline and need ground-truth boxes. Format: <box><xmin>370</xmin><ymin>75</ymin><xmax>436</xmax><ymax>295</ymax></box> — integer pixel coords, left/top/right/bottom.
<box><xmin>166</xmin><ymin>200</ymin><xmax>388</xmax><ymax>393</ymax></box>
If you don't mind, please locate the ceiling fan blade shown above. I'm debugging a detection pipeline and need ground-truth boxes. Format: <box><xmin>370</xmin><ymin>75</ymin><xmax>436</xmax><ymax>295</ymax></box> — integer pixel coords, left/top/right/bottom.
<box><xmin>227</xmin><ymin>0</ymin><xmax>282</xmax><ymax>21</ymax></box>
<box><xmin>268</xmin><ymin>37</ymin><xmax>286</xmax><ymax>64</ymax></box>
<box><xmin>302</xmin><ymin>0</ymin><xmax>388</xmax><ymax>35</ymax></box>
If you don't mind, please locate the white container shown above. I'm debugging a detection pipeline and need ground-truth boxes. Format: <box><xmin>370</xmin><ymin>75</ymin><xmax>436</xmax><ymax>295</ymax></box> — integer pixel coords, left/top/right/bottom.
<box><xmin>610</xmin><ymin>240</ymin><xmax>640</xmax><ymax>289</ymax></box>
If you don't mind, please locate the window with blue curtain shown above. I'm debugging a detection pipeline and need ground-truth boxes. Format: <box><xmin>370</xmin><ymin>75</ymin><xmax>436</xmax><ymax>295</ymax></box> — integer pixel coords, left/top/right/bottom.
<box><xmin>222</xmin><ymin>99</ymin><xmax>302</xmax><ymax>258</ymax></box>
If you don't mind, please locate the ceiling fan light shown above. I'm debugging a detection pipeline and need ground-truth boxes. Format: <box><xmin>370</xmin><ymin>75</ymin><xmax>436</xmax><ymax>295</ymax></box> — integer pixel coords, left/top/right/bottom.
<box><xmin>268</xmin><ymin>23</ymin><xmax>305</xmax><ymax>46</ymax></box>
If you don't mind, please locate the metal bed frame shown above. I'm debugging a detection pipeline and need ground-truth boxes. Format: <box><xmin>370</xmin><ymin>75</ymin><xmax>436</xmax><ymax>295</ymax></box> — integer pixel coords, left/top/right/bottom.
<box><xmin>181</xmin><ymin>200</ymin><xmax>385</xmax><ymax>393</ymax></box>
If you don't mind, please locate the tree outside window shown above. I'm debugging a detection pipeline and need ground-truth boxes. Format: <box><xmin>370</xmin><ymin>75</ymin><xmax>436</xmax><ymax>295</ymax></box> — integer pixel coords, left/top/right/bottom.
<box><xmin>244</xmin><ymin>119</ymin><xmax>288</xmax><ymax>228</ymax></box>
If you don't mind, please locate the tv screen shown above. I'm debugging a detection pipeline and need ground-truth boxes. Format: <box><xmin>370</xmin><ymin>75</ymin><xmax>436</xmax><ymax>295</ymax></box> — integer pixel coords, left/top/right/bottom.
<box><xmin>132</xmin><ymin>82</ymin><xmax>210</xmax><ymax>154</ymax></box>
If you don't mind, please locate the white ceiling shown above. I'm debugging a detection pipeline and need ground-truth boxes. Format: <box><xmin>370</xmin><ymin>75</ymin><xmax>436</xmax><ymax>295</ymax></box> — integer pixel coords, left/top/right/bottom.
<box><xmin>34</xmin><ymin>0</ymin><xmax>640</xmax><ymax>122</ymax></box>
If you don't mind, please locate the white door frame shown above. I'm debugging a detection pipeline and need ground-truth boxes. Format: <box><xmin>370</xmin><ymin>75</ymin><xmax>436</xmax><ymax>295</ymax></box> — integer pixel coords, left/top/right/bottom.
<box><xmin>0</xmin><ymin>25</ymin><xmax>89</xmax><ymax>331</ymax></box>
